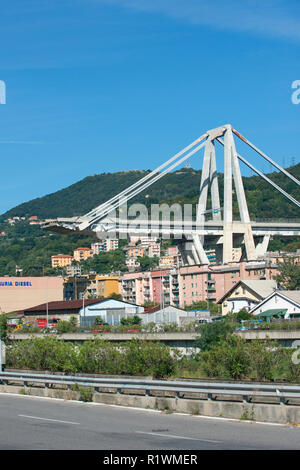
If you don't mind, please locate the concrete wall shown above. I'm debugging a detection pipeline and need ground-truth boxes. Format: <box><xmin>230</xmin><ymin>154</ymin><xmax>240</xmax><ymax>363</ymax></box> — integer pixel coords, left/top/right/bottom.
<box><xmin>1</xmin><ymin>383</ymin><xmax>300</xmax><ymax>425</ymax></box>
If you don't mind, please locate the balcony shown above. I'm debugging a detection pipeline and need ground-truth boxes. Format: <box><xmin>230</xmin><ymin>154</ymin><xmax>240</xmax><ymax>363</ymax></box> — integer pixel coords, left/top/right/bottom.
<box><xmin>207</xmin><ymin>293</ymin><xmax>217</xmax><ymax>300</ymax></box>
<box><xmin>206</xmin><ymin>286</ymin><xmax>216</xmax><ymax>292</ymax></box>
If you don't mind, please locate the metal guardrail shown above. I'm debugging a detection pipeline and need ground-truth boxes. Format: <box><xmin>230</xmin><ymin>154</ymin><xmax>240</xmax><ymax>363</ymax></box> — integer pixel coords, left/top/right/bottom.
<box><xmin>1</xmin><ymin>371</ymin><xmax>300</xmax><ymax>405</ymax></box>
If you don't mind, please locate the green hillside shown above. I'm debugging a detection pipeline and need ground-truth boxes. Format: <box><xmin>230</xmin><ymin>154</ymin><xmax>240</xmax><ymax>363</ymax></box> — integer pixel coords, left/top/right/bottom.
<box><xmin>0</xmin><ymin>165</ymin><xmax>299</xmax><ymax>277</ymax></box>
<box><xmin>1</xmin><ymin>164</ymin><xmax>300</xmax><ymax>220</ymax></box>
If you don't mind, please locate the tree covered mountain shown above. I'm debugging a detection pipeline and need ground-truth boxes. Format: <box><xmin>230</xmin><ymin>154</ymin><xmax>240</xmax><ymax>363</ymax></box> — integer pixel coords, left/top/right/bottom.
<box><xmin>0</xmin><ymin>165</ymin><xmax>299</xmax><ymax>277</ymax></box>
<box><xmin>1</xmin><ymin>164</ymin><xmax>300</xmax><ymax>221</ymax></box>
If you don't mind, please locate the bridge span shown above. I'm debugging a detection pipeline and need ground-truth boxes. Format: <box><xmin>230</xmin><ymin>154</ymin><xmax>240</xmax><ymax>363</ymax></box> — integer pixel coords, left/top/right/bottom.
<box><xmin>42</xmin><ymin>124</ymin><xmax>300</xmax><ymax>265</ymax></box>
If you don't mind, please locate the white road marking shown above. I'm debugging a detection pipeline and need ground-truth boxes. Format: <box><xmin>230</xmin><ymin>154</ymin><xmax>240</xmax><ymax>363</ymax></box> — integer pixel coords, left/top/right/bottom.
<box><xmin>18</xmin><ymin>414</ymin><xmax>80</xmax><ymax>425</ymax></box>
<box><xmin>135</xmin><ymin>431</ymin><xmax>221</xmax><ymax>443</ymax></box>
<box><xmin>0</xmin><ymin>392</ymin><xmax>292</xmax><ymax>428</ymax></box>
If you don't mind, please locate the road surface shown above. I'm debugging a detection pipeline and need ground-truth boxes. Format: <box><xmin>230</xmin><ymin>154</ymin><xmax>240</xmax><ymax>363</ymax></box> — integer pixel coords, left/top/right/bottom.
<box><xmin>0</xmin><ymin>393</ymin><xmax>299</xmax><ymax>451</ymax></box>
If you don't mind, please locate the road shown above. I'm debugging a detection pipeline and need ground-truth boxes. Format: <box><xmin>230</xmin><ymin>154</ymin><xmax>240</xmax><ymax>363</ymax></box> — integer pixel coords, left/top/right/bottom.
<box><xmin>0</xmin><ymin>393</ymin><xmax>300</xmax><ymax>451</ymax></box>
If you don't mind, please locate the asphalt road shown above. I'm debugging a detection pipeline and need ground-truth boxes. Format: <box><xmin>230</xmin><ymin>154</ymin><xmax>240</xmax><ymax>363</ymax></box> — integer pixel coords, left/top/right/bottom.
<box><xmin>0</xmin><ymin>393</ymin><xmax>300</xmax><ymax>451</ymax></box>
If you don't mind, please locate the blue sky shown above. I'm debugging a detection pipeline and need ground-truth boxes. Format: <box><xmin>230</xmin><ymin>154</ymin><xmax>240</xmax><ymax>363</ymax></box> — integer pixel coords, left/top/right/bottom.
<box><xmin>0</xmin><ymin>0</ymin><xmax>299</xmax><ymax>214</ymax></box>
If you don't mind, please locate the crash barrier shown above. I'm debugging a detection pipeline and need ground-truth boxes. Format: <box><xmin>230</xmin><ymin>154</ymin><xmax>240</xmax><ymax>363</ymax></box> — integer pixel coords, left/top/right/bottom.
<box><xmin>1</xmin><ymin>371</ymin><xmax>300</xmax><ymax>405</ymax></box>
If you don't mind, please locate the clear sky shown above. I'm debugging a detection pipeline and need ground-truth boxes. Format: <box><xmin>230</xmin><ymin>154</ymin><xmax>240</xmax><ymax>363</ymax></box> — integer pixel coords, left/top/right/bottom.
<box><xmin>0</xmin><ymin>0</ymin><xmax>299</xmax><ymax>214</ymax></box>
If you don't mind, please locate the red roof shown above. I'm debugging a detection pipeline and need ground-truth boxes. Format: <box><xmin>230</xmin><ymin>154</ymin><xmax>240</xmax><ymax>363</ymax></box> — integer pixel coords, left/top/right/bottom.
<box><xmin>143</xmin><ymin>305</ymin><xmax>161</xmax><ymax>314</ymax></box>
<box><xmin>52</xmin><ymin>254</ymin><xmax>73</xmax><ymax>258</ymax></box>
<box><xmin>24</xmin><ymin>298</ymin><xmax>105</xmax><ymax>313</ymax></box>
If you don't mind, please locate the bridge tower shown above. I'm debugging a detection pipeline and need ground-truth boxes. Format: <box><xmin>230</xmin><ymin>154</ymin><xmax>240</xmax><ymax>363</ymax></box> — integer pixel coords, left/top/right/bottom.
<box><xmin>43</xmin><ymin>124</ymin><xmax>300</xmax><ymax>266</ymax></box>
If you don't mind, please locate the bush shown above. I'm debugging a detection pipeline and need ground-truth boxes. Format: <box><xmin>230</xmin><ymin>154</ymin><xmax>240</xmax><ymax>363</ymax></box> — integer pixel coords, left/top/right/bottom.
<box><xmin>121</xmin><ymin>339</ymin><xmax>178</xmax><ymax>378</ymax></box>
<box><xmin>7</xmin><ymin>337</ymin><xmax>177</xmax><ymax>379</ymax></box>
<box><xmin>6</xmin><ymin>336</ymin><xmax>78</xmax><ymax>373</ymax></box>
<box><xmin>55</xmin><ymin>317</ymin><xmax>78</xmax><ymax>334</ymax></box>
<box><xmin>199</xmin><ymin>336</ymin><xmax>252</xmax><ymax>379</ymax></box>
<box><xmin>194</xmin><ymin>320</ymin><xmax>236</xmax><ymax>351</ymax></box>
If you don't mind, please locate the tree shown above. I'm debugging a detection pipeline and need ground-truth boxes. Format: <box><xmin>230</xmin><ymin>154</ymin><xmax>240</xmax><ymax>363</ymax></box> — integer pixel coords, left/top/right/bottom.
<box><xmin>120</xmin><ymin>315</ymin><xmax>142</xmax><ymax>326</ymax></box>
<box><xmin>136</xmin><ymin>256</ymin><xmax>159</xmax><ymax>272</ymax></box>
<box><xmin>228</xmin><ymin>309</ymin><xmax>253</xmax><ymax>321</ymax></box>
<box><xmin>274</xmin><ymin>258</ymin><xmax>300</xmax><ymax>290</ymax></box>
<box><xmin>0</xmin><ymin>314</ymin><xmax>9</xmax><ymax>341</ymax></box>
<box><xmin>109</xmin><ymin>292</ymin><xmax>123</xmax><ymax>301</ymax></box>
<box><xmin>194</xmin><ymin>320</ymin><xmax>236</xmax><ymax>351</ymax></box>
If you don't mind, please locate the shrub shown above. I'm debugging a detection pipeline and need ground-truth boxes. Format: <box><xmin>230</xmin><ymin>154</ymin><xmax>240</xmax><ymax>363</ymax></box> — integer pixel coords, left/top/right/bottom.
<box><xmin>194</xmin><ymin>320</ymin><xmax>236</xmax><ymax>351</ymax></box>
<box><xmin>199</xmin><ymin>336</ymin><xmax>252</xmax><ymax>380</ymax></box>
<box><xmin>6</xmin><ymin>336</ymin><xmax>177</xmax><ymax>379</ymax></box>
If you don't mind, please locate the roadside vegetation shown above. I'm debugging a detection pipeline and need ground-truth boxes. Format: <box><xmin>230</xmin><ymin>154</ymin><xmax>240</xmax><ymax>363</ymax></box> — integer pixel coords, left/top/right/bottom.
<box><xmin>6</xmin><ymin>337</ymin><xmax>178</xmax><ymax>379</ymax></box>
<box><xmin>5</xmin><ymin>312</ymin><xmax>300</xmax><ymax>382</ymax></box>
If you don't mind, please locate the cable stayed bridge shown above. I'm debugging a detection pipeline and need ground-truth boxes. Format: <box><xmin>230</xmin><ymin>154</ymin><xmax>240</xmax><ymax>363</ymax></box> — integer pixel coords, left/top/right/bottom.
<box><xmin>43</xmin><ymin>124</ymin><xmax>300</xmax><ymax>265</ymax></box>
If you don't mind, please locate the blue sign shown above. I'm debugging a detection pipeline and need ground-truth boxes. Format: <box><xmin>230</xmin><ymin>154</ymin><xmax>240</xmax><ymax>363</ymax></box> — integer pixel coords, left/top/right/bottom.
<box><xmin>0</xmin><ymin>281</ymin><xmax>32</xmax><ymax>287</ymax></box>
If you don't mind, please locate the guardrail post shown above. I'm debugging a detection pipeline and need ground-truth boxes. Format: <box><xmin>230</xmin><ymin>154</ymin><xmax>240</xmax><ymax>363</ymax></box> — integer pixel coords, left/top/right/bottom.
<box><xmin>280</xmin><ymin>396</ymin><xmax>286</xmax><ymax>405</ymax></box>
<box><xmin>145</xmin><ymin>389</ymin><xmax>151</xmax><ymax>397</ymax></box>
<box><xmin>242</xmin><ymin>395</ymin><xmax>249</xmax><ymax>403</ymax></box>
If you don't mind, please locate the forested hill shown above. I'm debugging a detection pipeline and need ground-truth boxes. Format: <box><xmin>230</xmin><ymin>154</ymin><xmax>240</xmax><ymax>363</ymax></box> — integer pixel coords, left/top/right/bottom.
<box><xmin>2</xmin><ymin>164</ymin><xmax>300</xmax><ymax>221</ymax></box>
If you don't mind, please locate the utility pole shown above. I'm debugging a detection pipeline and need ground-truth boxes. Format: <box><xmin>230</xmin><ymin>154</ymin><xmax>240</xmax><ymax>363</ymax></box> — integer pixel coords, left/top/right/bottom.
<box><xmin>0</xmin><ymin>327</ymin><xmax>2</xmax><ymax>372</ymax></box>
<box><xmin>46</xmin><ymin>277</ymin><xmax>49</xmax><ymax>328</ymax></box>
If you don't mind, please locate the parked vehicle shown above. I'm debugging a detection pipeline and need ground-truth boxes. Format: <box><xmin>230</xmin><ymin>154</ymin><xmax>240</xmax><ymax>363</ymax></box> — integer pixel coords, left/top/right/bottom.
<box><xmin>35</xmin><ymin>318</ymin><xmax>60</xmax><ymax>329</ymax></box>
<box><xmin>91</xmin><ymin>322</ymin><xmax>110</xmax><ymax>333</ymax></box>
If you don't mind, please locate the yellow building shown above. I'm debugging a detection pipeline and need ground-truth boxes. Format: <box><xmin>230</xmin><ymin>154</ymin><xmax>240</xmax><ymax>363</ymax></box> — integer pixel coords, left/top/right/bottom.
<box><xmin>63</xmin><ymin>274</ymin><xmax>120</xmax><ymax>300</ymax></box>
<box><xmin>51</xmin><ymin>254</ymin><xmax>73</xmax><ymax>268</ymax></box>
<box><xmin>159</xmin><ymin>255</ymin><xmax>176</xmax><ymax>267</ymax></box>
<box><xmin>86</xmin><ymin>275</ymin><xmax>120</xmax><ymax>299</ymax></box>
<box><xmin>73</xmin><ymin>247</ymin><xmax>93</xmax><ymax>262</ymax></box>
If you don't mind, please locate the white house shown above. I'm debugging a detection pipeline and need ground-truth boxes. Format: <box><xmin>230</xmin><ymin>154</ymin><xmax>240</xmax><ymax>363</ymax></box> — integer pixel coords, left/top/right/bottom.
<box><xmin>80</xmin><ymin>299</ymin><xmax>144</xmax><ymax>326</ymax></box>
<box><xmin>250</xmin><ymin>290</ymin><xmax>300</xmax><ymax>320</ymax></box>
<box><xmin>217</xmin><ymin>280</ymin><xmax>278</xmax><ymax>316</ymax></box>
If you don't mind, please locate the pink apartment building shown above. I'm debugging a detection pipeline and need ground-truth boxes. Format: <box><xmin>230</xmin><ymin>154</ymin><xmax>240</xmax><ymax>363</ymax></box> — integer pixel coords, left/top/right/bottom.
<box><xmin>120</xmin><ymin>261</ymin><xmax>278</xmax><ymax>310</ymax></box>
<box><xmin>178</xmin><ymin>261</ymin><xmax>278</xmax><ymax>308</ymax></box>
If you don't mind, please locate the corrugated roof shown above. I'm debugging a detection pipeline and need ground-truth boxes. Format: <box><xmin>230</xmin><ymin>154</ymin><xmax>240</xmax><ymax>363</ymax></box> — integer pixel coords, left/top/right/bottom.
<box><xmin>23</xmin><ymin>298</ymin><xmax>141</xmax><ymax>313</ymax></box>
<box><xmin>256</xmin><ymin>309</ymin><xmax>287</xmax><ymax>318</ymax></box>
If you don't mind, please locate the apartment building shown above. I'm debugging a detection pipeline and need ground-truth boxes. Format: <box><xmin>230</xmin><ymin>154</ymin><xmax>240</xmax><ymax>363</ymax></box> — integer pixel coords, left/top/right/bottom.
<box><xmin>148</xmin><ymin>243</ymin><xmax>161</xmax><ymax>258</ymax></box>
<box><xmin>140</xmin><ymin>237</ymin><xmax>159</xmax><ymax>249</ymax></box>
<box><xmin>73</xmin><ymin>247</ymin><xmax>93</xmax><ymax>262</ymax></box>
<box><xmin>264</xmin><ymin>250</ymin><xmax>300</xmax><ymax>265</ymax></box>
<box><xmin>159</xmin><ymin>255</ymin><xmax>177</xmax><ymax>268</ymax></box>
<box><xmin>179</xmin><ymin>261</ymin><xmax>278</xmax><ymax>308</ymax></box>
<box><xmin>119</xmin><ymin>260</ymin><xmax>279</xmax><ymax>309</ymax></box>
<box><xmin>104</xmin><ymin>238</ymin><xmax>119</xmax><ymax>251</ymax></box>
<box><xmin>126</xmin><ymin>246</ymin><xmax>144</xmax><ymax>258</ymax></box>
<box><xmin>91</xmin><ymin>242</ymin><xmax>104</xmax><ymax>255</ymax></box>
<box><xmin>51</xmin><ymin>254</ymin><xmax>73</xmax><ymax>268</ymax></box>
<box><xmin>63</xmin><ymin>274</ymin><xmax>120</xmax><ymax>300</ymax></box>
